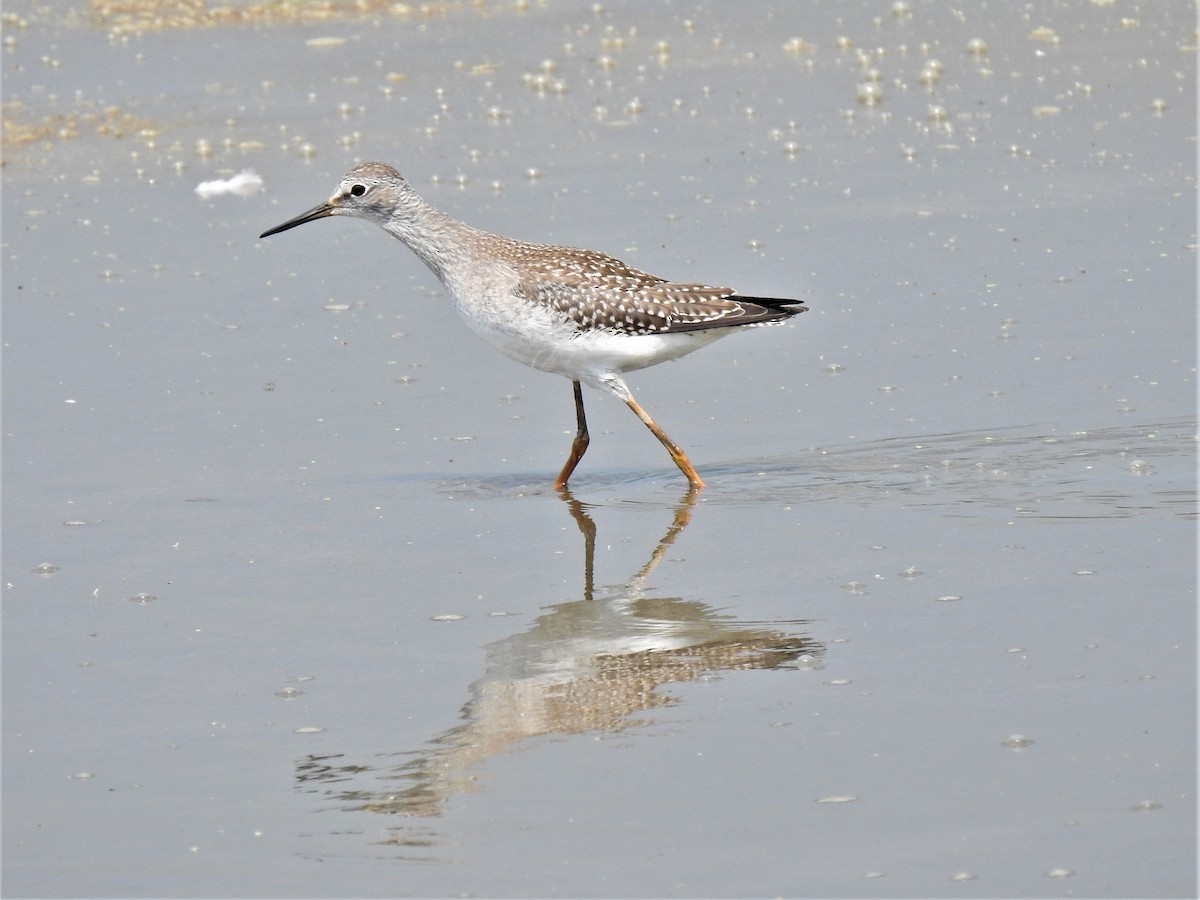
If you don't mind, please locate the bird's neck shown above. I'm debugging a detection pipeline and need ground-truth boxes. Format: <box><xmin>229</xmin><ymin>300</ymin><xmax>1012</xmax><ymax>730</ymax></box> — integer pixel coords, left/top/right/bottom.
<box><xmin>383</xmin><ymin>203</ymin><xmax>474</xmax><ymax>284</ymax></box>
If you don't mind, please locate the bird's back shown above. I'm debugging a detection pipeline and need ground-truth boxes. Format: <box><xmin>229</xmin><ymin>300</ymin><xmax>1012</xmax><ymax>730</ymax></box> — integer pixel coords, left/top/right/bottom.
<box><xmin>464</xmin><ymin>231</ymin><xmax>806</xmax><ymax>338</ymax></box>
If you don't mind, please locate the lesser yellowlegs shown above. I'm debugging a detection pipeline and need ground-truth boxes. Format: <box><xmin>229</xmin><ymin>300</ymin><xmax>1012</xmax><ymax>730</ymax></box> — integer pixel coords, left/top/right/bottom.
<box><xmin>259</xmin><ymin>163</ymin><xmax>806</xmax><ymax>489</ymax></box>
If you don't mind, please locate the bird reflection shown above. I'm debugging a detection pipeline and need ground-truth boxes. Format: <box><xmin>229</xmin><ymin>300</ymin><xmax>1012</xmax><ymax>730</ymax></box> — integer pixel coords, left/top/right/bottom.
<box><xmin>560</xmin><ymin>484</ymin><xmax>695</xmax><ymax>603</ymax></box>
<box><xmin>296</xmin><ymin>488</ymin><xmax>820</xmax><ymax>824</ymax></box>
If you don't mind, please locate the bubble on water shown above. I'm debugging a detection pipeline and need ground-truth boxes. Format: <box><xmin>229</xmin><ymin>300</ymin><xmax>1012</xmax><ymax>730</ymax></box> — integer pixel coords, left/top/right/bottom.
<box><xmin>32</xmin><ymin>562</ymin><xmax>60</xmax><ymax>575</ymax></box>
<box><xmin>816</xmin><ymin>795</ymin><xmax>857</xmax><ymax>803</ymax></box>
<box><xmin>275</xmin><ymin>688</ymin><xmax>303</xmax><ymax>700</ymax></box>
<box><xmin>1149</xmin><ymin>98</ymin><xmax>1167</xmax><ymax>113</ymax></box>
<box><xmin>431</xmin><ymin>614</ymin><xmax>465</xmax><ymax>621</ymax></box>
<box><xmin>524</xmin><ymin>72</ymin><xmax>568</xmax><ymax>95</ymax></box>
<box><xmin>129</xmin><ymin>593</ymin><xmax>156</xmax><ymax>604</ymax></box>
<box><xmin>70</xmin><ymin>771</ymin><xmax>94</xmax><ymax>780</ymax></box>
<box><xmin>1046</xmin><ymin>868</ymin><xmax>1074</xmax><ymax>878</ymax></box>
<box><xmin>950</xmin><ymin>871</ymin><xmax>976</xmax><ymax>882</ymax></box>
<box><xmin>966</xmin><ymin>38</ymin><xmax>988</xmax><ymax>55</ymax></box>
<box><xmin>856</xmin><ymin>83</ymin><xmax>883</xmax><ymax>106</ymax></box>
<box><xmin>898</xmin><ymin>566</ymin><xmax>923</xmax><ymax>578</ymax></box>
<box><xmin>936</xmin><ymin>595</ymin><xmax>962</xmax><ymax>602</ymax></box>
<box><xmin>1001</xmin><ymin>734</ymin><xmax>1035</xmax><ymax>749</ymax></box>
<box><xmin>1130</xmin><ymin>800</ymin><xmax>1162</xmax><ymax>812</ymax></box>
<box><xmin>1128</xmin><ymin>459</ymin><xmax>1153</xmax><ymax>475</ymax></box>
<box><xmin>293</xmin><ymin>726</ymin><xmax>325</xmax><ymax>734</ymax></box>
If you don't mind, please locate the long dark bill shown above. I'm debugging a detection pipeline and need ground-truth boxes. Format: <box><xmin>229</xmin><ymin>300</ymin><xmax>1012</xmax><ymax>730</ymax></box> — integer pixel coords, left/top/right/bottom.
<box><xmin>259</xmin><ymin>202</ymin><xmax>335</xmax><ymax>239</ymax></box>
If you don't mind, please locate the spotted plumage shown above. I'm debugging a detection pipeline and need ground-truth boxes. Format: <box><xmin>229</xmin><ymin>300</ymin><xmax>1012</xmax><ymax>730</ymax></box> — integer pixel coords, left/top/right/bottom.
<box><xmin>260</xmin><ymin>162</ymin><xmax>808</xmax><ymax>489</ymax></box>
<box><xmin>495</xmin><ymin>239</ymin><xmax>799</xmax><ymax>336</ymax></box>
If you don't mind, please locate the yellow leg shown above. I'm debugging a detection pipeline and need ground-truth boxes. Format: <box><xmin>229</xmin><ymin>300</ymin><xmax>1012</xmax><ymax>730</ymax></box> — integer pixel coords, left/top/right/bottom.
<box><xmin>553</xmin><ymin>380</ymin><xmax>590</xmax><ymax>490</ymax></box>
<box><xmin>623</xmin><ymin>394</ymin><xmax>705</xmax><ymax>489</ymax></box>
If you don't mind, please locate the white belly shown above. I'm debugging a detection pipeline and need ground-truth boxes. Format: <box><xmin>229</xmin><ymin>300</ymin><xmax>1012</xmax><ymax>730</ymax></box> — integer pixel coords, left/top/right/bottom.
<box><xmin>466</xmin><ymin>304</ymin><xmax>729</xmax><ymax>388</ymax></box>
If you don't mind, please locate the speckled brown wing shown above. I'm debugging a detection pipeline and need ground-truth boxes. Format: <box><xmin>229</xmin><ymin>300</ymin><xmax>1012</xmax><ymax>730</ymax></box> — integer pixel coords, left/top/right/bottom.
<box><xmin>512</xmin><ymin>242</ymin><xmax>806</xmax><ymax>336</ymax></box>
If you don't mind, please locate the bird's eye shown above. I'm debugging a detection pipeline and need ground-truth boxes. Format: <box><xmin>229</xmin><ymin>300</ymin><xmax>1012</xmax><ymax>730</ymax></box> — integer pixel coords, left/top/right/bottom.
<box><xmin>349</xmin><ymin>183</ymin><xmax>367</xmax><ymax>197</ymax></box>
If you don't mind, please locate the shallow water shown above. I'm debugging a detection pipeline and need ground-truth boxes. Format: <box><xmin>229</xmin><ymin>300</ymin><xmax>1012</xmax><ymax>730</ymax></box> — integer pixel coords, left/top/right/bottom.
<box><xmin>3</xmin><ymin>0</ymin><xmax>1196</xmax><ymax>896</ymax></box>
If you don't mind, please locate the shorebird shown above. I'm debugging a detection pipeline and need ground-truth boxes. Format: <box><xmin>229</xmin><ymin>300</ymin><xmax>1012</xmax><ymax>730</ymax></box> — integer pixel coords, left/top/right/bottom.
<box><xmin>259</xmin><ymin>163</ymin><xmax>806</xmax><ymax>489</ymax></box>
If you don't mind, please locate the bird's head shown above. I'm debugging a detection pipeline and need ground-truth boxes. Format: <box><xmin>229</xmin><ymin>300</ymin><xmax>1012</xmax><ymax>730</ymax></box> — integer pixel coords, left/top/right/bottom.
<box><xmin>259</xmin><ymin>162</ymin><xmax>417</xmax><ymax>238</ymax></box>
